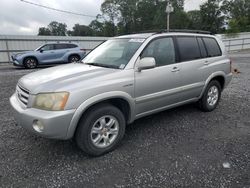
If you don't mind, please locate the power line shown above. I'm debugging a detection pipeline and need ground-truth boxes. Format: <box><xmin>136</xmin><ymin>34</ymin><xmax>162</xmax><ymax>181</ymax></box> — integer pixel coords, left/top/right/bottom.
<box><xmin>20</xmin><ymin>0</ymin><xmax>96</xmax><ymax>18</ymax></box>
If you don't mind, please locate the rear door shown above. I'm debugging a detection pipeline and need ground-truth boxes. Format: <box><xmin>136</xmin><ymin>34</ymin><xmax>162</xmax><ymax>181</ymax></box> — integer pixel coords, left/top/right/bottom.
<box><xmin>54</xmin><ymin>44</ymin><xmax>69</xmax><ymax>61</ymax></box>
<box><xmin>174</xmin><ymin>36</ymin><xmax>206</xmax><ymax>101</ymax></box>
<box><xmin>135</xmin><ymin>37</ymin><xmax>183</xmax><ymax>115</ymax></box>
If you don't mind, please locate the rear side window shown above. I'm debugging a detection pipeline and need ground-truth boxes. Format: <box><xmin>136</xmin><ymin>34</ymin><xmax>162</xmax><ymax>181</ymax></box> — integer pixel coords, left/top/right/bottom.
<box><xmin>203</xmin><ymin>37</ymin><xmax>222</xmax><ymax>57</ymax></box>
<box><xmin>67</xmin><ymin>44</ymin><xmax>78</xmax><ymax>48</ymax></box>
<box><xmin>176</xmin><ymin>37</ymin><xmax>200</xmax><ymax>62</ymax></box>
<box><xmin>55</xmin><ymin>44</ymin><xmax>68</xmax><ymax>50</ymax></box>
<box><xmin>197</xmin><ymin>37</ymin><xmax>207</xmax><ymax>58</ymax></box>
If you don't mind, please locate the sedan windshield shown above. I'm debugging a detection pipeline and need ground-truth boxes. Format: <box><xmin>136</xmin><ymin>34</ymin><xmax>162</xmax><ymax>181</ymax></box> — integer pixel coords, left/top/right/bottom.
<box><xmin>83</xmin><ymin>38</ymin><xmax>145</xmax><ymax>69</ymax></box>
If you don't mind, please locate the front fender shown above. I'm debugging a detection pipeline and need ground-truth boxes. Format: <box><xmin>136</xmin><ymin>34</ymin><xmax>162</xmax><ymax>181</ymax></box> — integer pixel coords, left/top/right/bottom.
<box><xmin>66</xmin><ymin>91</ymin><xmax>135</xmax><ymax>139</ymax></box>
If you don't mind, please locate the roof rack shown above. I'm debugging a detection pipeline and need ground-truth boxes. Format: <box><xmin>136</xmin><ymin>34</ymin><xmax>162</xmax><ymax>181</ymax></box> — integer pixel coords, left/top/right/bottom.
<box><xmin>155</xmin><ymin>29</ymin><xmax>212</xmax><ymax>35</ymax></box>
<box><xmin>135</xmin><ymin>29</ymin><xmax>212</xmax><ymax>35</ymax></box>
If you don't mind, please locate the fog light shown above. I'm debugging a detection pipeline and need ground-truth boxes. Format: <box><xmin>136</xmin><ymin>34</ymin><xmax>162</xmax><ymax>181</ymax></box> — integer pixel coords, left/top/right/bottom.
<box><xmin>33</xmin><ymin>120</ymin><xmax>44</xmax><ymax>133</ymax></box>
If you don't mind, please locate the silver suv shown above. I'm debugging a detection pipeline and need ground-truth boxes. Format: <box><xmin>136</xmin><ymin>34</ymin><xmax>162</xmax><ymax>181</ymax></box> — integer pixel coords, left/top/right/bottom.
<box><xmin>10</xmin><ymin>31</ymin><xmax>233</xmax><ymax>156</ymax></box>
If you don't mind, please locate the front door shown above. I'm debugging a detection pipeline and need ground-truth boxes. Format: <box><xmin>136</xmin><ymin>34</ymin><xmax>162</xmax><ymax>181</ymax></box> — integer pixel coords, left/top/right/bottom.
<box><xmin>135</xmin><ymin>37</ymin><xmax>183</xmax><ymax>115</ymax></box>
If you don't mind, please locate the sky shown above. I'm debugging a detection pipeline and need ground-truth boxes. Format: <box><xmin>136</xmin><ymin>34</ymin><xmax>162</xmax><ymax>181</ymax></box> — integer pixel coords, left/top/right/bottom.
<box><xmin>0</xmin><ymin>0</ymin><xmax>206</xmax><ymax>35</ymax></box>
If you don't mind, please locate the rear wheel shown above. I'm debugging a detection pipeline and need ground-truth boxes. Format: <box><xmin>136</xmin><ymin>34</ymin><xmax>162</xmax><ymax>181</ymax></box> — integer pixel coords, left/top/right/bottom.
<box><xmin>23</xmin><ymin>57</ymin><xmax>38</xmax><ymax>69</ymax></box>
<box><xmin>69</xmin><ymin>55</ymin><xmax>80</xmax><ymax>63</ymax></box>
<box><xmin>75</xmin><ymin>104</ymin><xmax>126</xmax><ymax>156</ymax></box>
<box><xmin>198</xmin><ymin>80</ymin><xmax>222</xmax><ymax>112</ymax></box>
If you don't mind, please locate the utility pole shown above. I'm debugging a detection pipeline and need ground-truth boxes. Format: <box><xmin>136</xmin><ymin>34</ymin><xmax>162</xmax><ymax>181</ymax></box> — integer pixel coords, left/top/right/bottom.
<box><xmin>165</xmin><ymin>1</ymin><xmax>174</xmax><ymax>32</ymax></box>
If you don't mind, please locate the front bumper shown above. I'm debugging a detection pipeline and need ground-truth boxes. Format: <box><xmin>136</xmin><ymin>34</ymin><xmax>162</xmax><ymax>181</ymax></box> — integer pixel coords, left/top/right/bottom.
<box><xmin>11</xmin><ymin>56</ymin><xmax>22</xmax><ymax>67</ymax></box>
<box><xmin>10</xmin><ymin>94</ymin><xmax>75</xmax><ymax>140</ymax></box>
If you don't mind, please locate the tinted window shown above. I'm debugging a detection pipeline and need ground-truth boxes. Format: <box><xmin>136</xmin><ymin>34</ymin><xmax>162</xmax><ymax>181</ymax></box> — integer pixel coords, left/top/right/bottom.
<box><xmin>176</xmin><ymin>37</ymin><xmax>200</xmax><ymax>61</ymax></box>
<box><xmin>67</xmin><ymin>44</ymin><xmax>77</xmax><ymax>48</ymax></box>
<box><xmin>40</xmin><ymin>44</ymin><xmax>54</xmax><ymax>51</ymax></box>
<box><xmin>203</xmin><ymin>37</ymin><xmax>222</xmax><ymax>57</ymax></box>
<box><xmin>197</xmin><ymin>37</ymin><xmax>207</xmax><ymax>58</ymax></box>
<box><xmin>55</xmin><ymin>44</ymin><xmax>68</xmax><ymax>50</ymax></box>
<box><xmin>141</xmin><ymin>37</ymin><xmax>175</xmax><ymax>67</ymax></box>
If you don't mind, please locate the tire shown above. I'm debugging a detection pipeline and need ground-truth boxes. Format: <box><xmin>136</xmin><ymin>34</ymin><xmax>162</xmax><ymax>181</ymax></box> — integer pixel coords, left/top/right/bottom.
<box><xmin>23</xmin><ymin>57</ymin><xmax>38</xmax><ymax>69</ymax></box>
<box><xmin>75</xmin><ymin>104</ymin><xmax>126</xmax><ymax>156</ymax></box>
<box><xmin>198</xmin><ymin>80</ymin><xmax>222</xmax><ymax>112</ymax></box>
<box><xmin>69</xmin><ymin>55</ymin><xmax>80</xmax><ymax>63</ymax></box>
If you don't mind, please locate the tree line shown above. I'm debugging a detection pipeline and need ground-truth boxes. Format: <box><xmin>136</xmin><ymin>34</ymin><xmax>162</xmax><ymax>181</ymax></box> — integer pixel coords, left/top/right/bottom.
<box><xmin>38</xmin><ymin>0</ymin><xmax>250</xmax><ymax>36</ymax></box>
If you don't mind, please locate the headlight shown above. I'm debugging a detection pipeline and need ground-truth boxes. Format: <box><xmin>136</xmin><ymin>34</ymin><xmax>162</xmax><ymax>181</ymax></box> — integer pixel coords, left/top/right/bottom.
<box><xmin>33</xmin><ymin>92</ymin><xmax>69</xmax><ymax>111</ymax></box>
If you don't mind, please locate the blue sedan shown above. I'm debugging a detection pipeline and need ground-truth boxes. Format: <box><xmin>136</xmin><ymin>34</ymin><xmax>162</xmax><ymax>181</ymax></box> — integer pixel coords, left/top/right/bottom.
<box><xmin>11</xmin><ymin>43</ymin><xmax>86</xmax><ymax>69</ymax></box>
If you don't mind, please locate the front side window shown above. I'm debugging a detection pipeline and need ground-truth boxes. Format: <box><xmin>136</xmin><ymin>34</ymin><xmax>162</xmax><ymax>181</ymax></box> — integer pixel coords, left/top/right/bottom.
<box><xmin>40</xmin><ymin>44</ymin><xmax>54</xmax><ymax>51</ymax></box>
<box><xmin>141</xmin><ymin>37</ymin><xmax>176</xmax><ymax>67</ymax></box>
<box><xmin>176</xmin><ymin>36</ymin><xmax>201</xmax><ymax>62</ymax></box>
<box><xmin>83</xmin><ymin>39</ymin><xmax>143</xmax><ymax>69</ymax></box>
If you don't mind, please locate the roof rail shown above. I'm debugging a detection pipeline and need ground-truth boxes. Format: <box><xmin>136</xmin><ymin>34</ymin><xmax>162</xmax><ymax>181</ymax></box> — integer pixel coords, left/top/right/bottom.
<box><xmin>155</xmin><ymin>29</ymin><xmax>212</xmax><ymax>35</ymax></box>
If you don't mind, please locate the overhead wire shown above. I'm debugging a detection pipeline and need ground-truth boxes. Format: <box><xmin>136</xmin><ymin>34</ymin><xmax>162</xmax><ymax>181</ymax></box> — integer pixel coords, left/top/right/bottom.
<box><xmin>20</xmin><ymin>0</ymin><xmax>96</xmax><ymax>18</ymax></box>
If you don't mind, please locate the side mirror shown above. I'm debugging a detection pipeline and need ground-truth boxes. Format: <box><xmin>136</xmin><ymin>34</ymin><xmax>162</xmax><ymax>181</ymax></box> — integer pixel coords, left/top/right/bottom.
<box><xmin>137</xmin><ymin>57</ymin><xmax>156</xmax><ymax>72</ymax></box>
<box><xmin>39</xmin><ymin>49</ymin><xmax>44</xmax><ymax>53</ymax></box>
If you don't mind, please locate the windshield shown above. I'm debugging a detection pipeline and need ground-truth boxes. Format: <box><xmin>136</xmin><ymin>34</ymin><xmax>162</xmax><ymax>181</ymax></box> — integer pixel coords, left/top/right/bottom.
<box><xmin>83</xmin><ymin>38</ymin><xmax>145</xmax><ymax>69</ymax></box>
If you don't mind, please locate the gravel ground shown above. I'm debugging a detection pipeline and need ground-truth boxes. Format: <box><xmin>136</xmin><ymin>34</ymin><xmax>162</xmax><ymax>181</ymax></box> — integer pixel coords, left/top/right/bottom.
<box><xmin>0</xmin><ymin>52</ymin><xmax>249</xmax><ymax>188</ymax></box>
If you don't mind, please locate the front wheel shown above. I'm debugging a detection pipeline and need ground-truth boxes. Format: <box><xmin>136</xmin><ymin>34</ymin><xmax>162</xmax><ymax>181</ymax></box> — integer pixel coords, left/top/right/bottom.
<box><xmin>75</xmin><ymin>104</ymin><xmax>126</xmax><ymax>156</ymax></box>
<box><xmin>23</xmin><ymin>57</ymin><xmax>38</xmax><ymax>69</ymax></box>
<box><xmin>198</xmin><ymin>80</ymin><xmax>222</xmax><ymax>112</ymax></box>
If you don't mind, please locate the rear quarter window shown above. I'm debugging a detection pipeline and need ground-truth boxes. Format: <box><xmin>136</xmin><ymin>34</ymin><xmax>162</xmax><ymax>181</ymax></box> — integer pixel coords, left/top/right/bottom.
<box><xmin>176</xmin><ymin>36</ymin><xmax>201</xmax><ymax>62</ymax></box>
<box><xmin>203</xmin><ymin>37</ymin><xmax>222</xmax><ymax>57</ymax></box>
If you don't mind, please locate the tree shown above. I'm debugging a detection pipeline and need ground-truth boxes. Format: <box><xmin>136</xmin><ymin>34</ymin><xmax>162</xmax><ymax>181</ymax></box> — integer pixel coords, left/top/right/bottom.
<box><xmin>67</xmin><ymin>24</ymin><xmax>93</xmax><ymax>36</ymax></box>
<box><xmin>89</xmin><ymin>19</ymin><xmax>105</xmax><ymax>36</ymax></box>
<box><xmin>187</xmin><ymin>10</ymin><xmax>202</xmax><ymax>30</ymax></box>
<box><xmin>38</xmin><ymin>27</ymin><xmax>51</xmax><ymax>36</ymax></box>
<box><xmin>38</xmin><ymin>21</ymin><xmax>67</xmax><ymax>36</ymax></box>
<box><xmin>48</xmin><ymin>21</ymin><xmax>67</xmax><ymax>36</ymax></box>
<box><xmin>222</xmin><ymin>0</ymin><xmax>250</xmax><ymax>33</ymax></box>
<box><xmin>200</xmin><ymin>0</ymin><xmax>225</xmax><ymax>33</ymax></box>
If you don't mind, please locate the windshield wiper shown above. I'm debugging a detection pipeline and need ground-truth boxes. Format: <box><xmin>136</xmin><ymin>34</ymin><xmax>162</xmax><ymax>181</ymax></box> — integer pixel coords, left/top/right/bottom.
<box><xmin>86</xmin><ymin>63</ymin><xmax>120</xmax><ymax>69</ymax></box>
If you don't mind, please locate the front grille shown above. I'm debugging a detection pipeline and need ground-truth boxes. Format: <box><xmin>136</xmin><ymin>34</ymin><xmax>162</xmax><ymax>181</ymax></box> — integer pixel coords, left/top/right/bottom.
<box><xmin>16</xmin><ymin>84</ymin><xmax>30</xmax><ymax>106</ymax></box>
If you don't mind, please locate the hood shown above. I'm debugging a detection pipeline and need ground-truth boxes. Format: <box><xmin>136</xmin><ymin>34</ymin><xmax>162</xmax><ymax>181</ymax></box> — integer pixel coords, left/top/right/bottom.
<box><xmin>18</xmin><ymin>63</ymin><xmax>118</xmax><ymax>94</ymax></box>
<box><xmin>13</xmin><ymin>51</ymin><xmax>34</xmax><ymax>57</ymax></box>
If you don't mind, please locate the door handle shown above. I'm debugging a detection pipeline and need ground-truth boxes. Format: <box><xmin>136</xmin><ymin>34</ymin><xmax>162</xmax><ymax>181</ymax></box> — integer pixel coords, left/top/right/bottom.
<box><xmin>171</xmin><ymin>67</ymin><xmax>180</xmax><ymax>72</ymax></box>
<box><xmin>204</xmin><ymin>61</ymin><xmax>209</xmax><ymax>65</ymax></box>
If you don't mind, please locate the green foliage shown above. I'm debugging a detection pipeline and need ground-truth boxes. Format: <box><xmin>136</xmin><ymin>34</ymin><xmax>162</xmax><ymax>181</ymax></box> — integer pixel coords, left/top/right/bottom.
<box><xmin>223</xmin><ymin>0</ymin><xmax>250</xmax><ymax>33</ymax></box>
<box><xmin>67</xmin><ymin>24</ymin><xmax>93</xmax><ymax>36</ymax></box>
<box><xmin>38</xmin><ymin>21</ymin><xmax>67</xmax><ymax>36</ymax></box>
<box><xmin>38</xmin><ymin>27</ymin><xmax>51</xmax><ymax>36</ymax></box>
<box><xmin>187</xmin><ymin>10</ymin><xmax>202</xmax><ymax>30</ymax></box>
<box><xmin>199</xmin><ymin>0</ymin><xmax>225</xmax><ymax>34</ymax></box>
<box><xmin>38</xmin><ymin>0</ymin><xmax>250</xmax><ymax>36</ymax></box>
<box><xmin>48</xmin><ymin>21</ymin><xmax>67</xmax><ymax>36</ymax></box>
